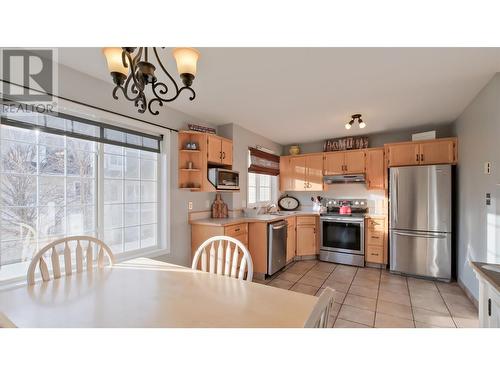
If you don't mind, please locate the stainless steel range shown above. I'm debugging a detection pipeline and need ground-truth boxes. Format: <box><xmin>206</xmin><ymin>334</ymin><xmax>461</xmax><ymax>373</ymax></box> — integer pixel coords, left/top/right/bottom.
<box><xmin>319</xmin><ymin>199</ymin><xmax>368</xmax><ymax>267</ymax></box>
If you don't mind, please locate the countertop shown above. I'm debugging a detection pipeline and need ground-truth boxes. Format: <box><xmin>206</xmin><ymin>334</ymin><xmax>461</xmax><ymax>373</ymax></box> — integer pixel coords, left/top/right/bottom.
<box><xmin>470</xmin><ymin>261</ymin><xmax>500</xmax><ymax>294</ymax></box>
<box><xmin>190</xmin><ymin>211</ymin><xmax>387</xmax><ymax>227</ymax></box>
<box><xmin>190</xmin><ymin>211</ymin><xmax>319</xmax><ymax>227</ymax></box>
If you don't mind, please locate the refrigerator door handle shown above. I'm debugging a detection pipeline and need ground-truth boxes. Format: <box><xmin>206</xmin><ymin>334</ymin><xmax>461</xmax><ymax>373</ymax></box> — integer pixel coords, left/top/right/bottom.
<box><xmin>391</xmin><ymin>169</ymin><xmax>399</xmax><ymax>226</ymax></box>
<box><xmin>392</xmin><ymin>230</ymin><xmax>447</xmax><ymax>239</ymax></box>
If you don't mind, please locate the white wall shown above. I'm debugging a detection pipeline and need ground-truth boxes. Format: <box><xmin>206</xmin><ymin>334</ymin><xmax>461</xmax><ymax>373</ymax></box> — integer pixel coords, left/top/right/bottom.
<box><xmin>453</xmin><ymin>72</ymin><xmax>500</xmax><ymax>299</ymax></box>
<box><xmin>217</xmin><ymin>123</ymin><xmax>283</xmax><ymax>209</ymax></box>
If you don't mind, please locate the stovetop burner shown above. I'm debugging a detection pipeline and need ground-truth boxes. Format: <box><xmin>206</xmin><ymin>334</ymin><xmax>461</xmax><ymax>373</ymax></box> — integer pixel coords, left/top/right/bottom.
<box><xmin>322</xmin><ymin>198</ymin><xmax>369</xmax><ymax>215</ymax></box>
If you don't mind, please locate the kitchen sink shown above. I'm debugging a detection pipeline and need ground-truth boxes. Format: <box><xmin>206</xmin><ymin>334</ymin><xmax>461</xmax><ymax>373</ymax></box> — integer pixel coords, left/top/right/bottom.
<box><xmin>482</xmin><ymin>264</ymin><xmax>500</xmax><ymax>273</ymax></box>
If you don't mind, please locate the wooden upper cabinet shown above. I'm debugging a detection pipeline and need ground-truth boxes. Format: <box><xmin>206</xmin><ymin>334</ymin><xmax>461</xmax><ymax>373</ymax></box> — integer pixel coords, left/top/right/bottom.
<box><xmin>324</xmin><ymin>151</ymin><xmax>365</xmax><ymax>174</ymax></box>
<box><xmin>279</xmin><ymin>156</ymin><xmax>292</xmax><ymax>191</ymax></box>
<box><xmin>345</xmin><ymin>150</ymin><xmax>366</xmax><ymax>173</ymax></box>
<box><xmin>289</xmin><ymin>156</ymin><xmax>307</xmax><ymax>191</ymax></box>
<box><xmin>386</xmin><ymin>138</ymin><xmax>457</xmax><ymax>167</ymax></box>
<box><xmin>220</xmin><ymin>138</ymin><xmax>233</xmax><ymax>165</ymax></box>
<box><xmin>207</xmin><ymin>135</ymin><xmax>222</xmax><ymax>164</ymax></box>
<box><xmin>207</xmin><ymin>135</ymin><xmax>233</xmax><ymax>165</ymax></box>
<box><xmin>285</xmin><ymin>155</ymin><xmax>324</xmax><ymax>191</ymax></box>
<box><xmin>306</xmin><ymin>154</ymin><xmax>324</xmax><ymax>191</ymax></box>
<box><xmin>419</xmin><ymin>139</ymin><xmax>456</xmax><ymax>165</ymax></box>
<box><xmin>365</xmin><ymin>148</ymin><xmax>385</xmax><ymax>190</ymax></box>
<box><xmin>386</xmin><ymin>143</ymin><xmax>420</xmax><ymax>167</ymax></box>
<box><xmin>324</xmin><ymin>152</ymin><xmax>344</xmax><ymax>175</ymax></box>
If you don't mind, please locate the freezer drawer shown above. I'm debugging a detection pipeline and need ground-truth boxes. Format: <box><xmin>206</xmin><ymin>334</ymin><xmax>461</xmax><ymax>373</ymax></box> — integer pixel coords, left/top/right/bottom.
<box><xmin>390</xmin><ymin>229</ymin><xmax>451</xmax><ymax>280</ymax></box>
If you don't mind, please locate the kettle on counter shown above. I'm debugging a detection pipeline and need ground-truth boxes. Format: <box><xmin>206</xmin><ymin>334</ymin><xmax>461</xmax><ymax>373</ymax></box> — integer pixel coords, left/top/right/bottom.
<box><xmin>339</xmin><ymin>201</ymin><xmax>352</xmax><ymax>215</ymax></box>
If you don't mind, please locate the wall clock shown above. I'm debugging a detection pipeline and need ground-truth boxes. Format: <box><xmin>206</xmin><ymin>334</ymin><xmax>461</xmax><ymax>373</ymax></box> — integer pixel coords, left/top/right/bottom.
<box><xmin>278</xmin><ymin>194</ymin><xmax>300</xmax><ymax>211</ymax></box>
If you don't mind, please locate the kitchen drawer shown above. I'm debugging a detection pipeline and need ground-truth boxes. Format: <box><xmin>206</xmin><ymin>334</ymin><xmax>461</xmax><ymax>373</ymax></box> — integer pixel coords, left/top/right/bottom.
<box><xmin>366</xmin><ymin>230</ymin><xmax>384</xmax><ymax>246</ymax></box>
<box><xmin>365</xmin><ymin>245</ymin><xmax>384</xmax><ymax>263</ymax></box>
<box><xmin>225</xmin><ymin>223</ymin><xmax>248</xmax><ymax>237</ymax></box>
<box><xmin>367</xmin><ymin>217</ymin><xmax>384</xmax><ymax>230</ymax></box>
<box><xmin>296</xmin><ymin>216</ymin><xmax>316</xmax><ymax>226</ymax></box>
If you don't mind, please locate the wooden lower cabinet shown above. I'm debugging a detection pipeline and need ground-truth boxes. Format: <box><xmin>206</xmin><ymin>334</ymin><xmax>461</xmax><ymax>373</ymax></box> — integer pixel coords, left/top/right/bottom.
<box><xmin>191</xmin><ymin>215</ymin><xmax>320</xmax><ymax>276</ymax></box>
<box><xmin>286</xmin><ymin>217</ymin><xmax>296</xmax><ymax>262</ymax></box>
<box><xmin>365</xmin><ymin>216</ymin><xmax>387</xmax><ymax>265</ymax></box>
<box><xmin>296</xmin><ymin>216</ymin><xmax>319</xmax><ymax>257</ymax></box>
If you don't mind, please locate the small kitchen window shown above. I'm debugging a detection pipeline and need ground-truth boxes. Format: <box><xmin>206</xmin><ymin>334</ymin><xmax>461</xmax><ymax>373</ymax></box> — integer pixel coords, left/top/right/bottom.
<box><xmin>247</xmin><ymin>147</ymin><xmax>279</xmax><ymax>206</ymax></box>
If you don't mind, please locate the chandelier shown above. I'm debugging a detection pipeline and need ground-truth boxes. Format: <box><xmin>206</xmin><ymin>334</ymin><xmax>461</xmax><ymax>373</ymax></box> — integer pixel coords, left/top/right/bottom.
<box><xmin>102</xmin><ymin>47</ymin><xmax>200</xmax><ymax>115</ymax></box>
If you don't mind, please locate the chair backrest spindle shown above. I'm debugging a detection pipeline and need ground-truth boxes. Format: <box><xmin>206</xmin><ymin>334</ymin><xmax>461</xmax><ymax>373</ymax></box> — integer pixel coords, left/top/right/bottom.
<box><xmin>192</xmin><ymin>236</ymin><xmax>253</xmax><ymax>281</ymax></box>
<box><xmin>27</xmin><ymin>236</ymin><xmax>115</xmax><ymax>285</ymax></box>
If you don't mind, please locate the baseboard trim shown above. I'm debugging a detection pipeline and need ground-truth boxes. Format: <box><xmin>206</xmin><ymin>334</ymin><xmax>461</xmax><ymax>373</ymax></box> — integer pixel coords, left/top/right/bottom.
<box><xmin>457</xmin><ymin>278</ymin><xmax>478</xmax><ymax>308</ymax></box>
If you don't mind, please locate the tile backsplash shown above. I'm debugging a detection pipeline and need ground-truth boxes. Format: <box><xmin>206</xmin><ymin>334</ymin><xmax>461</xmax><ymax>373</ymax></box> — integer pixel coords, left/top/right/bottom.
<box><xmin>282</xmin><ymin>184</ymin><xmax>387</xmax><ymax>215</ymax></box>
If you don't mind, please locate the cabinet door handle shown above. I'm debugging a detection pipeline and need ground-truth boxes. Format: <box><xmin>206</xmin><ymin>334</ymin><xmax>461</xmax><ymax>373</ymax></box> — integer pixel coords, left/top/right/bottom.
<box><xmin>488</xmin><ymin>298</ymin><xmax>491</xmax><ymax>317</ymax></box>
<box><xmin>416</xmin><ymin>154</ymin><xmax>420</xmax><ymax>162</ymax></box>
<box><xmin>421</xmin><ymin>153</ymin><xmax>424</xmax><ymax>162</ymax></box>
<box><xmin>222</xmin><ymin>151</ymin><xmax>226</xmax><ymax>160</ymax></box>
<box><xmin>219</xmin><ymin>151</ymin><xmax>222</xmax><ymax>159</ymax></box>
<box><xmin>370</xmin><ymin>253</ymin><xmax>379</xmax><ymax>256</ymax></box>
<box><xmin>234</xmin><ymin>228</ymin><xmax>240</xmax><ymax>232</ymax></box>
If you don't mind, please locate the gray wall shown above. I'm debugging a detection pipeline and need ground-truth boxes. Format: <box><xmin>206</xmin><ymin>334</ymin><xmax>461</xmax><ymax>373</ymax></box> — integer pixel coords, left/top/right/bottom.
<box><xmin>453</xmin><ymin>73</ymin><xmax>500</xmax><ymax>299</ymax></box>
<box><xmin>283</xmin><ymin>123</ymin><xmax>455</xmax><ymax>155</ymax></box>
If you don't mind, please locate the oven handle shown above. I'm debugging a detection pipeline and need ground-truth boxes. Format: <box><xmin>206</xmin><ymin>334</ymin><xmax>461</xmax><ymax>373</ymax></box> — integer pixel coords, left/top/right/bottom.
<box><xmin>320</xmin><ymin>218</ymin><xmax>364</xmax><ymax>223</ymax></box>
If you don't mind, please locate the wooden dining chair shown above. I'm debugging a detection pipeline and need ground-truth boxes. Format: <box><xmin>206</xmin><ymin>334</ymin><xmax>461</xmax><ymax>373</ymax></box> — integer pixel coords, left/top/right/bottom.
<box><xmin>0</xmin><ymin>312</ymin><xmax>16</xmax><ymax>328</ymax></box>
<box><xmin>192</xmin><ymin>235</ymin><xmax>254</xmax><ymax>281</ymax></box>
<box><xmin>27</xmin><ymin>236</ymin><xmax>115</xmax><ymax>285</ymax></box>
<box><xmin>304</xmin><ymin>287</ymin><xmax>335</xmax><ymax>328</ymax></box>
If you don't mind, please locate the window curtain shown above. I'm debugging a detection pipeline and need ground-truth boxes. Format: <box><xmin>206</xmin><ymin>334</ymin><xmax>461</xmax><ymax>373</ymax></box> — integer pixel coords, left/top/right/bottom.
<box><xmin>248</xmin><ymin>147</ymin><xmax>280</xmax><ymax>176</ymax></box>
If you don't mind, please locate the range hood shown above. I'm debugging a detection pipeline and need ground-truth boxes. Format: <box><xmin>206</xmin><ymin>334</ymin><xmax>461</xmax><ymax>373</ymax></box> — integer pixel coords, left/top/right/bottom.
<box><xmin>323</xmin><ymin>174</ymin><xmax>366</xmax><ymax>184</ymax></box>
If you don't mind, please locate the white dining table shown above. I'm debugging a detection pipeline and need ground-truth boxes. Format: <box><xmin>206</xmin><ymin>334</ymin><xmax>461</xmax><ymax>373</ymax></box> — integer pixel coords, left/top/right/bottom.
<box><xmin>0</xmin><ymin>258</ymin><xmax>317</xmax><ymax>328</ymax></box>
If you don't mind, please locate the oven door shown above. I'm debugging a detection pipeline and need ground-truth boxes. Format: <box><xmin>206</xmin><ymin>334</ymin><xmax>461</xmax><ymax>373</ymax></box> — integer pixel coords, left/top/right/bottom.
<box><xmin>320</xmin><ymin>218</ymin><xmax>364</xmax><ymax>255</ymax></box>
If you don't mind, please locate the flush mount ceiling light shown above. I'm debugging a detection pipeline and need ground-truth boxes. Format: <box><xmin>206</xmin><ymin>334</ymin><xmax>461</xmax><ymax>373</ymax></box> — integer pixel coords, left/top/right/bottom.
<box><xmin>102</xmin><ymin>47</ymin><xmax>200</xmax><ymax>116</ymax></box>
<box><xmin>345</xmin><ymin>114</ymin><xmax>366</xmax><ymax>129</ymax></box>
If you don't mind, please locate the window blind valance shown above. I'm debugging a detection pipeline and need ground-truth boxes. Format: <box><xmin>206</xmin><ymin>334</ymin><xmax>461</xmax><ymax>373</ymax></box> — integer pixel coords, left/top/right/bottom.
<box><xmin>0</xmin><ymin>100</ymin><xmax>163</xmax><ymax>153</ymax></box>
<box><xmin>248</xmin><ymin>147</ymin><xmax>280</xmax><ymax>176</ymax></box>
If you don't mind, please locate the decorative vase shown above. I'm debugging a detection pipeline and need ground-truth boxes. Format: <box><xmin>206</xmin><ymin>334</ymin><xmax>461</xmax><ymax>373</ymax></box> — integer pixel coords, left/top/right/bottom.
<box><xmin>289</xmin><ymin>145</ymin><xmax>300</xmax><ymax>155</ymax></box>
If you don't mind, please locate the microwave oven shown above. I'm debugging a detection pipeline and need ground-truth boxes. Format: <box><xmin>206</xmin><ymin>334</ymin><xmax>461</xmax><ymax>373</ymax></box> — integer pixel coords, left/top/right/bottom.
<box><xmin>208</xmin><ymin>168</ymin><xmax>240</xmax><ymax>190</ymax></box>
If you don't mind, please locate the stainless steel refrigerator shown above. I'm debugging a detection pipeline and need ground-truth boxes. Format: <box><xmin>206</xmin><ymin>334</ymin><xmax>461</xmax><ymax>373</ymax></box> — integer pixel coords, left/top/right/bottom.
<box><xmin>389</xmin><ymin>165</ymin><xmax>452</xmax><ymax>280</ymax></box>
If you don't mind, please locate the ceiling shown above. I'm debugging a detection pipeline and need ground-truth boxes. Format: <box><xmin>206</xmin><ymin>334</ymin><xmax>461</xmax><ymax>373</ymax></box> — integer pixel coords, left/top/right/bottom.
<box><xmin>57</xmin><ymin>48</ymin><xmax>500</xmax><ymax>145</ymax></box>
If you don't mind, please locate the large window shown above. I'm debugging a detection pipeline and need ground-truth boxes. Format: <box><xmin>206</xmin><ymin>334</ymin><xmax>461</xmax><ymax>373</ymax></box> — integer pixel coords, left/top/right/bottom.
<box><xmin>103</xmin><ymin>144</ymin><xmax>158</xmax><ymax>253</ymax></box>
<box><xmin>0</xmin><ymin>123</ymin><xmax>161</xmax><ymax>282</ymax></box>
<box><xmin>247</xmin><ymin>172</ymin><xmax>277</xmax><ymax>206</ymax></box>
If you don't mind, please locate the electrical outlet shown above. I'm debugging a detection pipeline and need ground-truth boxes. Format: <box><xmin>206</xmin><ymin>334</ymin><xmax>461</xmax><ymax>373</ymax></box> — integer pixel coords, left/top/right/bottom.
<box><xmin>484</xmin><ymin>162</ymin><xmax>491</xmax><ymax>175</ymax></box>
<box><xmin>188</xmin><ymin>201</ymin><xmax>193</xmax><ymax>210</ymax></box>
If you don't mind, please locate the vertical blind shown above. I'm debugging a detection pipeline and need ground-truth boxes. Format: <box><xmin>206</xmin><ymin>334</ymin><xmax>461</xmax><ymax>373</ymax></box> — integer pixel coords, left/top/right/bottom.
<box><xmin>248</xmin><ymin>147</ymin><xmax>280</xmax><ymax>176</ymax></box>
<box><xmin>0</xmin><ymin>100</ymin><xmax>163</xmax><ymax>153</ymax></box>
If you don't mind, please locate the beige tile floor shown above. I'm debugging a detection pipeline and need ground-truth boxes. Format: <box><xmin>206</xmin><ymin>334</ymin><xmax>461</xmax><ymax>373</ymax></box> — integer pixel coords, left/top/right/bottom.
<box><xmin>255</xmin><ymin>260</ymin><xmax>479</xmax><ymax>328</ymax></box>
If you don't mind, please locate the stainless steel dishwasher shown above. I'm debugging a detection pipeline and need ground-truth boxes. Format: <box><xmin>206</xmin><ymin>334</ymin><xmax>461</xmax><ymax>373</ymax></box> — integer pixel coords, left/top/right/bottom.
<box><xmin>268</xmin><ymin>220</ymin><xmax>287</xmax><ymax>275</ymax></box>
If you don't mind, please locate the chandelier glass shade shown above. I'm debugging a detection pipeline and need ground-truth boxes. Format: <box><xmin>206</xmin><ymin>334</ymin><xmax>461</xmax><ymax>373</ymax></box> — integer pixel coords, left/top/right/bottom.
<box><xmin>102</xmin><ymin>47</ymin><xmax>200</xmax><ymax>116</ymax></box>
